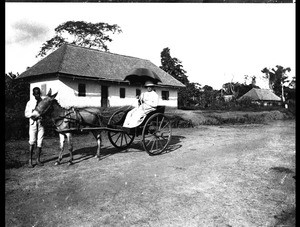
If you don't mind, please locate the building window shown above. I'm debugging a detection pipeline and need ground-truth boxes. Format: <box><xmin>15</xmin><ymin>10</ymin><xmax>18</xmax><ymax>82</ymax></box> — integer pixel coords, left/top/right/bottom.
<box><xmin>78</xmin><ymin>83</ymin><xmax>86</xmax><ymax>96</ymax></box>
<box><xmin>162</xmin><ymin>90</ymin><xmax>169</xmax><ymax>100</ymax></box>
<box><xmin>136</xmin><ymin>89</ymin><xmax>141</xmax><ymax>97</ymax></box>
<box><xmin>120</xmin><ymin>88</ymin><xmax>126</xmax><ymax>98</ymax></box>
<box><xmin>41</xmin><ymin>84</ymin><xmax>47</xmax><ymax>96</ymax></box>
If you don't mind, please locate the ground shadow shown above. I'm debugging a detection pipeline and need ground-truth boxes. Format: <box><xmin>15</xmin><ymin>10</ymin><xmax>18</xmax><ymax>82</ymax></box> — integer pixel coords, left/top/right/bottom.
<box><xmin>103</xmin><ymin>135</ymin><xmax>185</xmax><ymax>157</ymax></box>
<box><xmin>159</xmin><ymin>135</ymin><xmax>185</xmax><ymax>155</ymax></box>
<box><xmin>269</xmin><ymin>166</ymin><xmax>294</xmax><ymax>174</ymax></box>
<box><xmin>42</xmin><ymin>146</ymin><xmax>98</xmax><ymax>165</ymax></box>
<box><xmin>42</xmin><ymin>135</ymin><xmax>185</xmax><ymax>165</ymax></box>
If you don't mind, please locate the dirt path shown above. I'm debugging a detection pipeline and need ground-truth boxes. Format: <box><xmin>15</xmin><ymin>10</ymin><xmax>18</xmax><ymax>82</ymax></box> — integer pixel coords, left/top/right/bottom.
<box><xmin>5</xmin><ymin>120</ymin><xmax>295</xmax><ymax>227</ymax></box>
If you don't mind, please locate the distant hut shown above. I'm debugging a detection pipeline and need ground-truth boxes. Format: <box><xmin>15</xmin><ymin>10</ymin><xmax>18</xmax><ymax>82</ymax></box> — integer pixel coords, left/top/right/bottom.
<box><xmin>237</xmin><ymin>88</ymin><xmax>281</xmax><ymax>106</ymax></box>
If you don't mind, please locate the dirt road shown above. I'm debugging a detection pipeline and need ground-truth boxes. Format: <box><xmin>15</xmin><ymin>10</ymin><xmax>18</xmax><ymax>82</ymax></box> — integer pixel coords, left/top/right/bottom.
<box><xmin>5</xmin><ymin>120</ymin><xmax>295</xmax><ymax>227</ymax></box>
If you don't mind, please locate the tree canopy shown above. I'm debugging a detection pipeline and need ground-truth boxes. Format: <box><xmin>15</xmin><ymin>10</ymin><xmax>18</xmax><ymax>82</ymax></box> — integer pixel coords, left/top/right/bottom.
<box><xmin>261</xmin><ymin>65</ymin><xmax>291</xmax><ymax>97</ymax></box>
<box><xmin>159</xmin><ymin>47</ymin><xmax>205</xmax><ymax>108</ymax></box>
<box><xmin>37</xmin><ymin>21</ymin><xmax>122</xmax><ymax>57</ymax></box>
<box><xmin>160</xmin><ymin>47</ymin><xmax>189</xmax><ymax>85</ymax></box>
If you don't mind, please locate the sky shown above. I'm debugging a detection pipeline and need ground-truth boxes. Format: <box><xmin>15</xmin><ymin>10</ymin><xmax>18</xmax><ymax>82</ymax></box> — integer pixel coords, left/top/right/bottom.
<box><xmin>5</xmin><ymin>2</ymin><xmax>295</xmax><ymax>89</ymax></box>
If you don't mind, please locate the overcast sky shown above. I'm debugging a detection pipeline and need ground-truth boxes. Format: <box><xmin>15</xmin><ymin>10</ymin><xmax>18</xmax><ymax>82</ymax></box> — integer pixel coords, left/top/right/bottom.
<box><xmin>5</xmin><ymin>2</ymin><xmax>295</xmax><ymax>89</ymax></box>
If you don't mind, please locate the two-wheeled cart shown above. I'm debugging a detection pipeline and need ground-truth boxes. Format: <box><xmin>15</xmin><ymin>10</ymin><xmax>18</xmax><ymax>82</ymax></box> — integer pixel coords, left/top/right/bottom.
<box><xmin>75</xmin><ymin>106</ymin><xmax>172</xmax><ymax>156</ymax></box>
<box><xmin>106</xmin><ymin>106</ymin><xmax>172</xmax><ymax>155</ymax></box>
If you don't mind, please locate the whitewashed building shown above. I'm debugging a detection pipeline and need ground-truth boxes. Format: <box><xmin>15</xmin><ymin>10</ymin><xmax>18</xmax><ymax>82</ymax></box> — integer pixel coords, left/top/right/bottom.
<box><xmin>18</xmin><ymin>44</ymin><xmax>185</xmax><ymax>108</ymax></box>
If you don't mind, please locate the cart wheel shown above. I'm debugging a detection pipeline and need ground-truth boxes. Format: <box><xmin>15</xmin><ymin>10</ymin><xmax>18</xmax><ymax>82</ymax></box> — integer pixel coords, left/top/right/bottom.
<box><xmin>142</xmin><ymin>113</ymin><xmax>172</xmax><ymax>155</ymax></box>
<box><xmin>108</xmin><ymin>110</ymin><xmax>135</xmax><ymax>149</ymax></box>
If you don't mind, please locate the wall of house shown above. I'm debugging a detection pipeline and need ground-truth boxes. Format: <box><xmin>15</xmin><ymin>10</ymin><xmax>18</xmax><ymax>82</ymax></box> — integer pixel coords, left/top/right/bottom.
<box><xmin>29</xmin><ymin>78</ymin><xmax>101</xmax><ymax>108</ymax></box>
<box><xmin>58</xmin><ymin>77</ymin><xmax>102</xmax><ymax>108</ymax></box>
<box><xmin>108</xmin><ymin>86</ymin><xmax>178</xmax><ymax>107</ymax></box>
<box><xmin>30</xmin><ymin>78</ymin><xmax>178</xmax><ymax>108</ymax></box>
<box><xmin>108</xmin><ymin>84</ymin><xmax>140</xmax><ymax>107</ymax></box>
<box><xmin>155</xmin><ymin>87</ymin><xmax>178</xmax><ymax>107</ymax></box>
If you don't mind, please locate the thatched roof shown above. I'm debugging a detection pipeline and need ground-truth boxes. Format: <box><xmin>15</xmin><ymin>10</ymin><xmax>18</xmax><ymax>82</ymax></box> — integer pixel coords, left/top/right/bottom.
<box><xmin>18</xmin><ymin>44</ymin><xmax>185</xmax><ymax>88</ymax></box>
<box><xmin>238</xmin><ymin>88</ymin><xmax>281</xmax><ymax>101</ymax></box>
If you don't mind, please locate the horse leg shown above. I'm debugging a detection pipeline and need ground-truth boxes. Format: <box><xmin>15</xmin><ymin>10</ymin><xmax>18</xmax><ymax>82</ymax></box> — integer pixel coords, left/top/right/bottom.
<box><xmin>66</xmin><ymin>133</ymin><xmax>74</xmax><ymax>165</ymax></box>
<box><xmin>92</xmin><ymin>131</ymin><xmax>102</xmax><ymax>160</ymax></box>
<box><xmin>55</xmin><ymin>133</ymin><xmax>65</xmax><ymax>165</ymax></box>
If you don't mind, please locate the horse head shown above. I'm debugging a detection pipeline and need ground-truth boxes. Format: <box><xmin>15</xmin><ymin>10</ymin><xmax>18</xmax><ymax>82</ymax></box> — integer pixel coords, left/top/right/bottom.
<box><xmin>31</xmin><ymin>89</ymin><xmax>58</xmax><ymax>119</ymax></box>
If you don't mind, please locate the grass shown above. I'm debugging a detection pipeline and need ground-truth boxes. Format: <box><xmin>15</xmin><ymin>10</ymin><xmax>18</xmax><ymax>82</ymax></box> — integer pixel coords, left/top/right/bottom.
<box><xmin>165</xmin><ymin>107</ymin><xmax>294</xmax><ymax>127</ymax></box>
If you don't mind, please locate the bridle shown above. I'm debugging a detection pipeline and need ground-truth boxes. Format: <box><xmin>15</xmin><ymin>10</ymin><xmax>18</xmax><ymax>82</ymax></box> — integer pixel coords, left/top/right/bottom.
<box><xmin>34</xmin><ymin>99</ymin><xmax>54</xmax><ymax>117</ymax></box>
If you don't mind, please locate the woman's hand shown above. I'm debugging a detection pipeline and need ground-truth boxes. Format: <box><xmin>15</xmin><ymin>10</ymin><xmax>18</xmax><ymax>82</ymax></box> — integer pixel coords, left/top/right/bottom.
<box><xmin>137</xmin><ymin>95</ymin><xmax>143</xmax><ymax>104</ymax></box>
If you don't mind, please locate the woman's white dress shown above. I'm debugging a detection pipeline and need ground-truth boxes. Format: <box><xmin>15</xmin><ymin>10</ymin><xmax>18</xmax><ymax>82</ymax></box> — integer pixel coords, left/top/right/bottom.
<box><xmin>123</xmin><ymin>90</ymin><xmax>159</xmax><ymax>128</ymax></box>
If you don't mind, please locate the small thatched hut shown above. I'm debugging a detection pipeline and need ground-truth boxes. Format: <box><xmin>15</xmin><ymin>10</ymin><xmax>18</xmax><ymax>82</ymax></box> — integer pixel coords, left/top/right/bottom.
<box><xmin>237</xmin><ymin>88</ymin><xmax>281</xmax><ymax>106</ymax></box>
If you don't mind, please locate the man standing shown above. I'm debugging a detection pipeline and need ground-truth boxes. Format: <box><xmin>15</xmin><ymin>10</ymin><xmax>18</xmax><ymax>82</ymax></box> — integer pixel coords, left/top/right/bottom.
<box><xmin>24</xmin><ymin>87</ymin><xmax>44</xmax><ymax>168</ymax></box>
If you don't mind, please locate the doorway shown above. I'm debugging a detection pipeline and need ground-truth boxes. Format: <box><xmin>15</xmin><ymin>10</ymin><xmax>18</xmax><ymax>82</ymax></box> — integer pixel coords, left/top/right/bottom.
<box><xmin>101</xmin><ymin>85</ymin><xmax>108</xmax><ymax>107</ymax></box>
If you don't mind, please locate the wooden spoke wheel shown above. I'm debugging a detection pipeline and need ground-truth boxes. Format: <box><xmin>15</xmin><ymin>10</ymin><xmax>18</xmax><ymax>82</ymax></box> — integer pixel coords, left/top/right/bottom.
<box><xmin>108</xmin><ymin>110</ymin><xmax>135</xmax><ymax>149</ymax></box>
<box><xmin>142</xmin><ymin>113</ymin><xmax>172</xmax><ymax>155</ymax></box>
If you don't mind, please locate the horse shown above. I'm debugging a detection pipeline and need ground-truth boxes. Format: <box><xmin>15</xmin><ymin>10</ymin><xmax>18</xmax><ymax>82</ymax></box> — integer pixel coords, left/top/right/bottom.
<box><xmin>31</xmin><ymin>89</ymin><xmax>105</xmax><ymax>165</ymax></box>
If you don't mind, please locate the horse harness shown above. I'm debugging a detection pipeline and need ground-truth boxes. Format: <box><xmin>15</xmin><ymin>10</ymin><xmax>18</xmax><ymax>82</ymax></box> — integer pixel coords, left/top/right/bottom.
<box><xmin>53</xmin><ymin>107</ymin><xmax>102</xmax><ymax>131</ymax></box>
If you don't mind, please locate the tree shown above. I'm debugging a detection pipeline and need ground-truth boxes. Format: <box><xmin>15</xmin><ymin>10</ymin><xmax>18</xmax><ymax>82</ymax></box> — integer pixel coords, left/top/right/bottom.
<box><xmin>160</xmin><ymin>47</ymin><xmax>189</xmax><ymax>85</ymax></box>
<box><xmin>203</xmin><ymin>85</ymin><xmax>213</xmax><ymax>92</ymax></box>
<box><xmin>285</xmin><ymin>76</ymin><xmax>295</xmax><ymax>107</ymax></box>
<box><xmin>289</xmin><ymin>76</ymin><xmax>296</xmax><ymax>89</ymax></box>
<box><xmin>237</xmin><ymin>83</ymin><xmax>260</xmax><ymax>98</ymax></box>
<box><xmin>159</xmin><ymin>47</ymin><xmax>194</xmax><ymax>108</ymax></box>
<box><xmin>5</xmin><ymin>72</ymin><xmax>29</xmax><ymax>109</ymax></box>
<box><xmin>199</xmin><ymin>85</ymin><xmax>217</xmax><ymax>108</ymax></box>
<box><xmin>5</xmin><ymin>72</ymin><xmax>30</xmax><ymax>139</ymax></box>
<box><xmin>261</xmin><ymin>65</ymin><xmax>291</xmax><ymax>101</ymax></box>
<box><xmin>37</xmin><ymin>21</ymin><xmax>122</xmax><ymax>57</ymax></box>
<box><xmin>243</xmin><ymin>75</ymin><xmax>249</xmax><ymax>85</ymax></box>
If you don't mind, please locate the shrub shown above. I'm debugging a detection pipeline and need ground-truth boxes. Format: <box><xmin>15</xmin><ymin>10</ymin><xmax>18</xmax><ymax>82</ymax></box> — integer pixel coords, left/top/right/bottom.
<box><xmin>5</xmin><ymin>107</ymin><xmax>29</xmax><ymax>140</ymax></box>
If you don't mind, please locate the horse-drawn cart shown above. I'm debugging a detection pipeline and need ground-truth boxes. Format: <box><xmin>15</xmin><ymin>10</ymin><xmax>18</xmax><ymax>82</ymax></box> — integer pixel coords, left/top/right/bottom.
<box><xmin>55</xmin><ymin>106</ymin><xmax>172</xmax><ymax>156</ymax></box>
<box><xmin>31</xmin><ymin>67</ymin><xmax>172</xmax><ymax>165</ymax></box>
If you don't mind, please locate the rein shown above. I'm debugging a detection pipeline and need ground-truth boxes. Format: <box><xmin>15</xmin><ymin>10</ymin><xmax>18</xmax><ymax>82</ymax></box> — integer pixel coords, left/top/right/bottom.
<box><xmin>38</xmin><ymin>98</ymin><xmax>135</xmax><ymax>132</ymax></box>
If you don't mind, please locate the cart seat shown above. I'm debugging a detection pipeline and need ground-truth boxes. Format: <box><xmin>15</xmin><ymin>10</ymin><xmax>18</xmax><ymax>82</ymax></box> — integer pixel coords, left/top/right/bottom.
<box><xmin>154</xmin><ymin>105</ymin><xmax>165</xmax><ymax>114</ymax></box>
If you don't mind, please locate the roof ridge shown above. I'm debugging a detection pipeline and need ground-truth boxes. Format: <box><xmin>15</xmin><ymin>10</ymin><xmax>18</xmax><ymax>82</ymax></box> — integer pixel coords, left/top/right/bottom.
<box><xmin>65</xmin><ymin>43</ymin><xmax>150</xmax><ymax>62</ymax></box>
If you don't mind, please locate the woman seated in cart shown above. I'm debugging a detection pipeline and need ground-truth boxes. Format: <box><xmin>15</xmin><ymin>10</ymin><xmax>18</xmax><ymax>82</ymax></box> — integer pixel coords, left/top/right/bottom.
<box><xmin>123</xmin><ymin>80</ymin><xmax>159</xmax><ymax>128</ymax></box>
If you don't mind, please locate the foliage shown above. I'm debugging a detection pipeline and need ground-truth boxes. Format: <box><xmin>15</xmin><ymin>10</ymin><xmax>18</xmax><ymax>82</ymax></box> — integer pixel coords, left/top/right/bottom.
<box><xmin>5</xmin><ymin>73</ymin><xmax>29</xmax><ymax>110</ymax></box>
<box><xmin>160</xmin><ymin>47</ymin><xmax>189</xmax><ymax>85</ymax></box>
<box><xmin>198</xmin><ymin>88</ymin><xmax>219</xmax><ymax>108</ymax></box>
<box><xmin>158</xmin><ymin>47</ymin><xmax>290</xmax><ymax>111</ymax></box>
<box><xmin>160</xmin><ymin>47</ymin><xmax>207</xmax><ymax>109</ymax></box>
<box><xmin>203</xmin><ymin>85</ymin><xmax>213</xmax><ymax>92</ymax></box>
<box><xmin>261</xmin><ymin>65</ymin><xmax>291</xmax><ymax>98</ymax></box>
<box><xmin>37</xmin><ymin>21</ymin><xmax>122</xmax><ymax>57</ymax></box>
<box><xmin>283</xmin><ymin>85</ymin><xmax>295</xmax><ymax>115</ymax></box>
<box><xmin>5</xmin><ymin>73</ymin><xmax>57</xmax><ymax>140</ymax></box>
<box><xmin>221</xmin><ymin>82</ymin><xmax>241</xmax><ymax>98</ymax></box>
<box><xmin>284</xmin><ymin>86</ymin><xmax>295</xmax><ymax>101</ymax></box>
<box><xmin>177</xmin><ymin>83</ymin><xmax>202</xmax><ymax>108</ymax></box>
<box><xmin>235</xmin><ymin>83</ymin><xmax>260</xmax><ymax>99</ymax></box>
<box><xmin>288</xmin><ymin>76</ymin><xmax>296</xmax><ymax>89</ymax></box>
<box><xmin>5</xmin><ymin>73</ymin><xmax>30</xmax><ymax>140</ymax></box>
<box><xmin>160</xmin><ymin>47</ymin><xmax>201</xmax><ymax>108</ymax></box>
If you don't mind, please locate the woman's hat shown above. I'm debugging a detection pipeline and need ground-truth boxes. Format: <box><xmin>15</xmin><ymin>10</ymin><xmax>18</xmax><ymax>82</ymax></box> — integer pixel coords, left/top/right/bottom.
<box><xmin>144</xmin><ymin>81</ymin><xmax>155</xmax><ymax>87</ymax></box>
